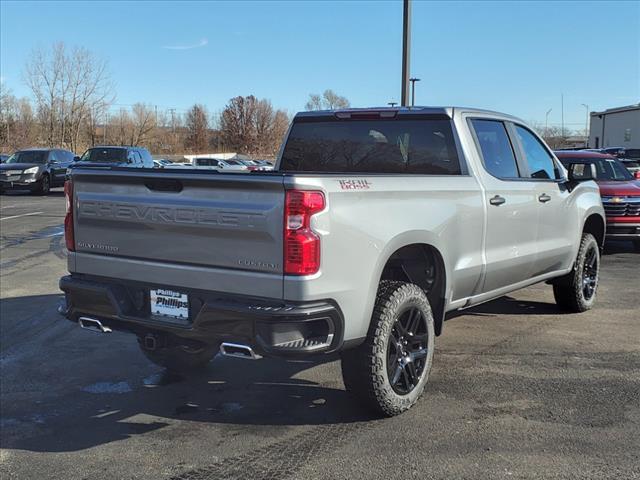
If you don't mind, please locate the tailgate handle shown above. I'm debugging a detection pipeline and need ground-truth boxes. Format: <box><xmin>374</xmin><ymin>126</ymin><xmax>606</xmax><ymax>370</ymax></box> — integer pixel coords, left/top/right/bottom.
<box><xmin>144</xmin><ymin>179</ymin><xmax>183</xmax><ymax>192</ymax></box>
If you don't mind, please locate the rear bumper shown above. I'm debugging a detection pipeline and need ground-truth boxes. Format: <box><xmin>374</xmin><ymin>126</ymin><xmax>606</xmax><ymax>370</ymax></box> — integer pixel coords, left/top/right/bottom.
<box><xmin>605</xmin><ymin>222</ymin><xmax>640</xmax><ymax>239</ymax></box>
<box><xmin>59</xmin><ymin>274</ymin><xmax>344</xmax><ymax>358</ymax></box>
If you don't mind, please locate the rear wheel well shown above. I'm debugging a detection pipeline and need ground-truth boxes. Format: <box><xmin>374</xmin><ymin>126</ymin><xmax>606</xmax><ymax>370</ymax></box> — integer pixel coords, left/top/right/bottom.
<box><xmin>583</xmin><ymin>214</ymin><xmax>605</xmax><ymax>248</ymax></box>
<box><xmin>380</xmin><ymin>244</ymin><xmax>446</xmax><ymax>335</ymax></box>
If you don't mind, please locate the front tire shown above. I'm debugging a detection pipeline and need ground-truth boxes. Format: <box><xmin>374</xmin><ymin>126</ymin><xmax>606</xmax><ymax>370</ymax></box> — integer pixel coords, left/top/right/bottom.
<box><xmin>139</xmin><ymin>340</ymin><xmax>217</xmax><ymax>374</ymax></box>
<box><xmin>37</xmin><ymin>175</ymin><xmax>50</xmax><ymax>195</ymax></box>
<box><xmin>633</xmin><ymin>239</ymin><xmax>640</xmax><ymax>253</ymax></box>
<box><xmin>553</xmin><ymin>233</ymin><xmax>600</xmax><ymax>312</ymax></box>
<box><xmin>341</xmin><ymin>281</ymin><xmax>435</xmax><ymax>417</ymax></box>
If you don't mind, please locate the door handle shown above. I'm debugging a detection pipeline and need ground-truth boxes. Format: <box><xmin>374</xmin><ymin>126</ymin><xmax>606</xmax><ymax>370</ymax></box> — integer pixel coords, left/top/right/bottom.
<box><xmin>489</xmin><ymin>195</ymin><xmax>506</xmax><ymax>206</ymax></box>
<box><xmin>538</xmin><ymin>193</ymin><xmax>551</xmax><ymax>203</ymax></box>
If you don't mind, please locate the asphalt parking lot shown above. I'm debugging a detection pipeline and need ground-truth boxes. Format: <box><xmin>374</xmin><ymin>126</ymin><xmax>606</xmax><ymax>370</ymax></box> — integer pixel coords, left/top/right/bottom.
<box><xmin>1</xmin><ymin>189</ymin><xmax>639</xmax><ymax>480</ymax></box>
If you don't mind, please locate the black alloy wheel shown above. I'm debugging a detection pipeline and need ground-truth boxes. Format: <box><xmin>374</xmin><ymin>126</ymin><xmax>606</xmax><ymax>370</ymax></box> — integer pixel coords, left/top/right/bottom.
<box><xmin>582</xmin><ymin>245</ymin><xmax>598</xmax><ymax>301</ymax></box>
<box><xmin>387</xmin><ymin>307</ymin><xmax>429</xmax><ymax>395</ymax></box>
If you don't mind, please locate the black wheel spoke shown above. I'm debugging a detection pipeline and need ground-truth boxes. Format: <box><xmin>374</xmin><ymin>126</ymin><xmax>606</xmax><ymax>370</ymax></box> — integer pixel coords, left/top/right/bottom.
<box><xmin>407</xmin><ymin>309</ymin><xmax>421</xmax><ymax>334</ymax></box>
<box><xmin>391</xmin><ymin>364</ymin><xmax>403</xmax><ymax>386</ymax></box>
<box><xmin>410</xmin><ymin>347</ymin><xmax>428</xmax><ymax>362</ymax></box>
<box><xmin>401</xmin><ymin>368</ymin><xmax>411</xmax><ymax>389</ymax></box>
<box><xmin>406</xmin><ymin>362</ymin><xmax>418</xmax><ymax>387</ymax></box>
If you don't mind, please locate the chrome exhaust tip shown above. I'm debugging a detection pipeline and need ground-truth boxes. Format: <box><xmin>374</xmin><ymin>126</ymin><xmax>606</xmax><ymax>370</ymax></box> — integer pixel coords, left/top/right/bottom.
<box><xmin>79</xmin><ymin>317</ymin><xmax>112</xmax><ymax>334</ymax></box>
<box><xmin>220</xmin><ymin>342</ymin><xmax>262</xmax><ymax>360</ymax></box>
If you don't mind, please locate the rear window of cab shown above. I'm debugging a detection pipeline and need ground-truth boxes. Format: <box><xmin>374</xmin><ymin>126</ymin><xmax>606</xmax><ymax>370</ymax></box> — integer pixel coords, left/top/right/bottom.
<box><xmin>280</xmin><ymin>117</ymin><xmax>463</xmax><ymax>175</ymax></box>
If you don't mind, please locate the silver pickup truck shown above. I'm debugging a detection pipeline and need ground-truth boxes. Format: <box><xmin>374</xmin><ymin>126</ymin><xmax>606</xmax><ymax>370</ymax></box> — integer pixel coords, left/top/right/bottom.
<box><xmin>60</xmin><ymin>107</ymin><xmax>605</xmax><ymax>416</ymax></box>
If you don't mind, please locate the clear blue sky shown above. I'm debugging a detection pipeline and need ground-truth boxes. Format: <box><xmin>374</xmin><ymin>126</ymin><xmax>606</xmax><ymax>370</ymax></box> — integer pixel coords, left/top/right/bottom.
<box><xmin>1</xmin><ymin>0</ymin><xmax>638</xmax><ymax>130</ymax></box>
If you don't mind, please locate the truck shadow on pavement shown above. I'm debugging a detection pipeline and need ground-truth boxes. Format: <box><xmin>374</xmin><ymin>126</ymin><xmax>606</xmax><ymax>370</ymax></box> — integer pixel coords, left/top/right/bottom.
<box><xmin>1</xmin><ymin>294</ymin><xmax>374</xmax><ymax>452</ymax></box>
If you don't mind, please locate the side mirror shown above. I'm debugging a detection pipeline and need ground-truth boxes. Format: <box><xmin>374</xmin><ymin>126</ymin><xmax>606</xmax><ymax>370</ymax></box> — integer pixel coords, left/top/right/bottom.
<box><xmin>73</xmin><ymin>156</ymin><xmax>80</xmax><ymax>162</ymax></box>
<box><xmin>568</xmin><ymin>163</ymin><xmax>596</xmax><ymax>182</ymax></box>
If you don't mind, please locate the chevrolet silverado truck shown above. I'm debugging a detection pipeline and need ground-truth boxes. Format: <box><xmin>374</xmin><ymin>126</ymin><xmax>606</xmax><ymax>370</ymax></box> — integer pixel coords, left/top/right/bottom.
<box><xmin>60</xmin><ymin>107</ymin><xmax>605</xmax><ymax>416</ymax></box>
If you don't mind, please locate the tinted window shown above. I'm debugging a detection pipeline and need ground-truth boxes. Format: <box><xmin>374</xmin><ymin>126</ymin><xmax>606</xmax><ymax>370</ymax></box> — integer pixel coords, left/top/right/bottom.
<box><xmin>81</xmin><ymin>148</ymin><xmax>127</xmax><ymax>163</ymax></box>
<box><xmin>471</xmin><ymin>120</ymin><xmax>519</xmax><ymax>179</ymax></box>
<box><xmin>623</xmin><ymin>149</ymin><xmax>640</xmax><ymax>159</ymax></box>
<box><xmin>281</xmin><ymin>117</ymin><xmax>462</xmax><ymax>174</ymax></box>
<box><xmin>515</xmin><ymin>126</ymin><xmax>559</xmax><ymax>179</ymax></box>
<box><xmin>196</xmin><ymin>158</ymin><xmax>219</xmax><ymax>166</ymax></box>
<box><xmin>557</xmin><ymin>157</ymin><xmax>633</xmax><ymax>181</ymax></box>
<box><xmin>6</xmin><ymin>151</ymin><xmax>48</xmax><ymax>164</ymax></box>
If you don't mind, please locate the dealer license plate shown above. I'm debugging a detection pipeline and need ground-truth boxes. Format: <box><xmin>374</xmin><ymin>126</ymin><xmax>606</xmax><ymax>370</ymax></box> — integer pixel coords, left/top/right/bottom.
<box><xmin>150</xmin><ymin>289</ymin><xmax>189</xmax><ymax>321</ymax></box>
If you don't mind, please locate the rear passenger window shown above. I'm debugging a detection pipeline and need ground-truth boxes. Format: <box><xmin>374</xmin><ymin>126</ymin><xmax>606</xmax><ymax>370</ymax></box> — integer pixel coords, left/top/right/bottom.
<box><xmin>280</xmin><ymin>117</ymin><xmax>462</xmax><ymax>174</ymax></box>
<box><xmin>514</xmin><ymin>126</ymin><xmax>560</xmax><ymax>180</ymax></box>
<box><xmin>471</xmin><ymin>119</ymin><xmax>519</xmax><ymax>179</ymax></box>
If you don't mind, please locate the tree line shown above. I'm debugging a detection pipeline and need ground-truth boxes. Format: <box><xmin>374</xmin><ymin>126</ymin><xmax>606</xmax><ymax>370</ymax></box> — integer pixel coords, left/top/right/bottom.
<box><xmin>0</xmin><ymin>42</ymin><xmax>351</xmax><ymax>158</ymax></box>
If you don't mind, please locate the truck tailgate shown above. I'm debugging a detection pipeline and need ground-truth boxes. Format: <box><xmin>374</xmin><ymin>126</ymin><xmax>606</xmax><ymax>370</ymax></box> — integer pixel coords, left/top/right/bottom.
<box><xmin>71</xmin><ymin>169</ymin><xmax>285</xmax><ymax>296</ymax></box>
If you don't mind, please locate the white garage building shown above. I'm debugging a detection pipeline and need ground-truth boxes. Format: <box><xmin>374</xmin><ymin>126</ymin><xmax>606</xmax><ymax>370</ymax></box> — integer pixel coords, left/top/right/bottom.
<box><xmin>588</xmin><ymin>104</ymin><xmax>640</xmax><ymax>149</ymax></box>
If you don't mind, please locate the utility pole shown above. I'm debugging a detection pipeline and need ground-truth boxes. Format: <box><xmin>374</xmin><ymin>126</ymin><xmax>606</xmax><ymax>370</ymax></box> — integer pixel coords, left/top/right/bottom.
<box><xmin>409</xmin><ymin>77</ymin><xmax>420</xmax><ymax>106</ymax></box>
<box><xmin>581</xmin><ymin>103</ymin><xmax>589</xmax><ymax>147</ymax></box>
<box><xmin>401</xmin><ymin>0</ymin><xmax>411</xmax><ymax>106</ymax></box>
<box><xmin>388</xmin><ymin>102</ymin><xmax>398</xmax><ymax>107</ymax></box>
<box><xmin>545</xmin><ymin>108</ymin><xmax>552</xmax><ymax>131</ymax></box>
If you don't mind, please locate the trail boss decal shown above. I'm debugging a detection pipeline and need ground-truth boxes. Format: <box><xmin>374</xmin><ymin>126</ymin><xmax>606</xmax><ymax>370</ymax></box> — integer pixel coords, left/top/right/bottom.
<box><xmin>338</xmin><ymin>179</ymin><xmax>372</xmax><ymax>190</ymax></box>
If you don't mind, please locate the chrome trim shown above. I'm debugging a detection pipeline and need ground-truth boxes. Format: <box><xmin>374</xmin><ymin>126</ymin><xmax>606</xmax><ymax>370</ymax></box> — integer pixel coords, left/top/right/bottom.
<box><xmin>79</xmin><ymin>316</ymin><xmax>112</xmax><ymax>333</ymax></box>
<box><xmin>220</xmin><ymin>342</ymin><xmax>262</xmax><ymax>360</ymax></box>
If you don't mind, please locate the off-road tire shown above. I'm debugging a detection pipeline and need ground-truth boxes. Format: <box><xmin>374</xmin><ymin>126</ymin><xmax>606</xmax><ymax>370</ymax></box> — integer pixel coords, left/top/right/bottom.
<box><xmin>340</xmin><ymin>280</ymin><xmax>435</xmax><ymax>417</ymax></box>
<box><xmin>553</xmin><ymin>233</ymin><xmax>599</xmax><ymax>312</ymax></box>
<box><xmin>139</xmin><ymin>341</ymin><xmax>217</xmax><ymax>374</ymax></box>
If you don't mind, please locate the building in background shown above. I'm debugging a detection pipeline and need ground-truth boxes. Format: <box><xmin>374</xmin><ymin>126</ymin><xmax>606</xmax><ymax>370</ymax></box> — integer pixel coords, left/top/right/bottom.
<box><xmin>588</xmin><ymin>104</ymin><xmax>640</xmax><ymax>149</ymax></box>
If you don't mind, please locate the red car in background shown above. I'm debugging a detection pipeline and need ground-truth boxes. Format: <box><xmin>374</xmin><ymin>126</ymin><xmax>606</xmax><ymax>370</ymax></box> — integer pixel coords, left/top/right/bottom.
<box><xmin>556</xmin><ymin>151</ymin><xmax>640</xmax><ymax>251</ymax></box>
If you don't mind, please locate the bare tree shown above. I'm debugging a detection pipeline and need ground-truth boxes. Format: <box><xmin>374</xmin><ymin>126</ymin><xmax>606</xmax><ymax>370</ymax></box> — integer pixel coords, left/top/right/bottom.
<box><xmin>304</xmin><ymin>93</ymin><xmax>323</xmax><ymax>111</ymax></box>
<box><xmin>129</xmin><ymin>103</ymin><xmax>156</xmax><ymax>146</ymax></box>
<box><xmin>24</xmin><ymin>42</ymin><xmax>114</xmax><ymax>152</ymax></box>
<box><xmin>185</xmin><ymin>104</ymin><xmax>209</xmax><ymax>152</ymax></box>
<box><xmin>219</xmin><ymin>95</ymin><xmax>289</xmax><ymax>156</ymax></box>
<box><xmin>305</xmin><ymin>89</ymin><xmax>350</xmax><ymax>111</ymax></box>
<box><xmin>531</xmin><ymin>122</ymin><xmax>572</xmax><ymax>150</ymax></box>
<box><xmin>0</xmin><ymin>84</ymin><xmax>36</xmax><ymax>150</ymax></box>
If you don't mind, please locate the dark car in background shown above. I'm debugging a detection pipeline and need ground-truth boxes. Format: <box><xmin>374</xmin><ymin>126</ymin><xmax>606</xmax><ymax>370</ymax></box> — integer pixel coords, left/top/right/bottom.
<box><xmin>0</xmin><ymin>148</ymin><xmax>76</xmax><ymax>195</ymax></box>
<box><xmin>72</xmin><ymin>146</ymin><xmax>154</xmax><ymax>170</ymax></box>
<box><xmin>556</xmin><ymin>150</ymin><xmax>640</xmax><ymax>250</ymax></box>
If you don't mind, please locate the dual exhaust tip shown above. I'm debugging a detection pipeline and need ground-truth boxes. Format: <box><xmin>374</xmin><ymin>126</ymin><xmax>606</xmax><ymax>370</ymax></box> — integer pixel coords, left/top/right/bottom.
<box><xmin>78</xmin><ymin>317</ymin><xmax>261</xmax><ymax>360</ymax></box>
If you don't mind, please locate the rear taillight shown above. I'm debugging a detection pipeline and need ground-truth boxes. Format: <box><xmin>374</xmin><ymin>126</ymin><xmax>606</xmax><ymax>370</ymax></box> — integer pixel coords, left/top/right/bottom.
<box><xmin>64</xmin><ymin>180</ymin><xmax>75</xmax><ymax>251</ymax></box>
<box><xmin>284</xmin><ymin>190</ymin><xmax>325</xmax><ymax>275</ymax></box>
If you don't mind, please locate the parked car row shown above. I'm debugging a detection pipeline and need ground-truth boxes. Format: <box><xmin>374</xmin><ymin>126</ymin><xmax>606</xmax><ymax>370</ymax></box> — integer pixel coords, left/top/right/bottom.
<box><xmin>152</xmin><ymin>157</ymin><xmax>274</xmax><ymax>172</ymax></box>
<box><xmin>0</xmin><ymin>146</ymin><xmax>276</xmax><ymax>195</ymax></box>
<box><xmin>555</xmin><ymin>150</ymin><xmax>640</xmax><ymax>251</ymax></box>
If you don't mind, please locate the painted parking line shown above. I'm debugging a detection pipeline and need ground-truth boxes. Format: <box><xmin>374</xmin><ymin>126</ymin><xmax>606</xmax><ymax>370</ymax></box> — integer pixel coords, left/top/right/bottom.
<box><xmin>0</xmin><ymin>211</ymin><xmax>44</xmax><ymax>221</ymax></box>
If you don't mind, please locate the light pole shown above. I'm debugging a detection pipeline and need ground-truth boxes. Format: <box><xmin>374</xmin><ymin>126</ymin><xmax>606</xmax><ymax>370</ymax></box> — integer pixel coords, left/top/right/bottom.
<box><xmin>401</xmin><ymin>0</ymin><xmax>411</xmax><ymax>106</ymax></box>
<box><xmin>545</xmin><ymin>108</ymin><xmax>552</xmax><ymax>131</ymax></box>
<box><xmin>388</xmin><ymin>102</ymin><xmax>398</xmax><ymax>107</ymax></box>
<box><xmin>409</xmin><ymin>78</ymin><xmax>421</xmax><ymax>107</ymax></box>
<box><xmin>561</xmin><ymin>93</ymin><xmax>565</xmax><ymax>138</ymax></box>
<box><xmin>581</xmin><ymin>103</ymin><xmax>589</xmax><ymax>147</ymax></box>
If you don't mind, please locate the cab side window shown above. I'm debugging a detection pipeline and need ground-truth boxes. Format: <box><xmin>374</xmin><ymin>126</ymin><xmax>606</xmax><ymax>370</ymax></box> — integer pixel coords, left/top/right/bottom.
<box><xmin>470</xmin><ymin>119</ymin><xmax>520</xmax><ymax>179</ymax></box>
<box><xmin>48</xmin><ymin>151</ymin><xmax>58</xmax><ymax>163</ymax></box>
<box><xmin>514</xmin><ymin>126</ymin><xmax>560</xmax><ymax>180</ymax></box>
